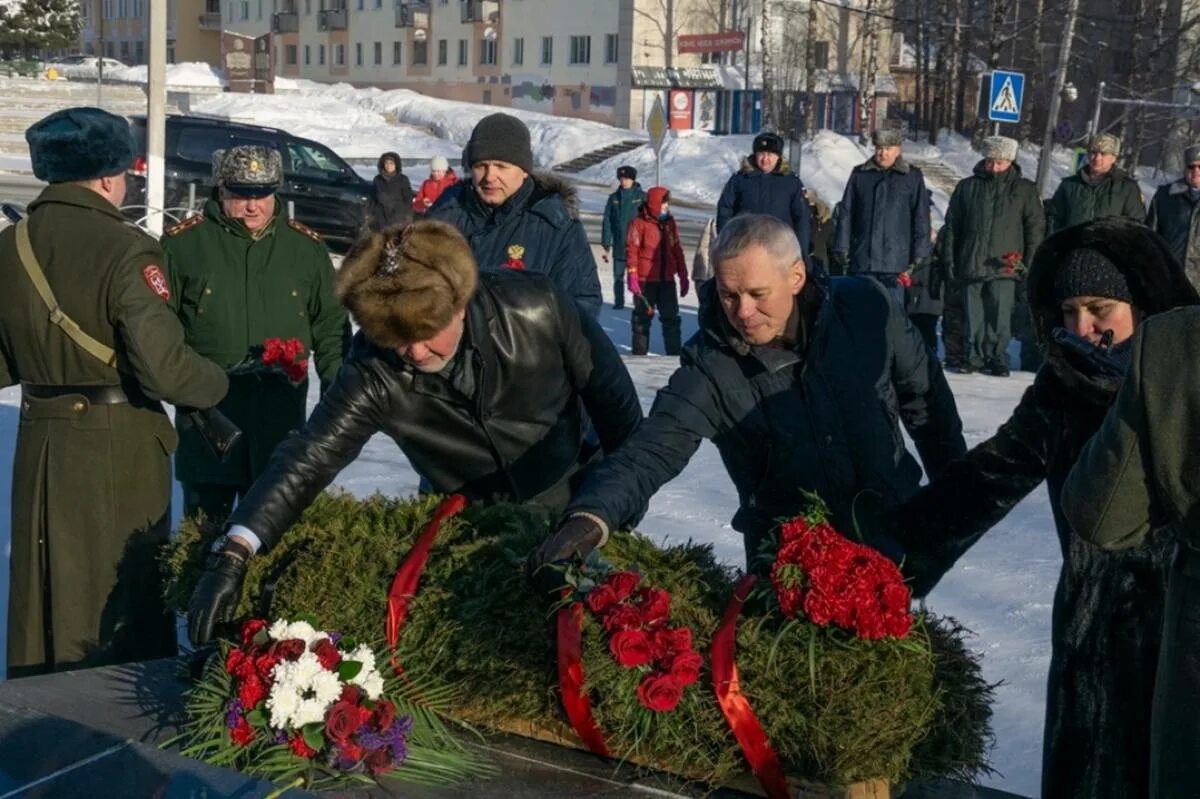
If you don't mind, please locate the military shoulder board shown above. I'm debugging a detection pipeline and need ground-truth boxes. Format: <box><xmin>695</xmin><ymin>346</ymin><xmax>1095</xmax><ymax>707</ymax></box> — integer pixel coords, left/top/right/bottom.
<box><xmin>288</xmin><ymin>219</ymin><xmax>323</xmax><ymax>243</ymax></box>
<box><xmin>164</xmin><ymin>214</ymin><xmax>205</xmax><ymax>236</ymax></box>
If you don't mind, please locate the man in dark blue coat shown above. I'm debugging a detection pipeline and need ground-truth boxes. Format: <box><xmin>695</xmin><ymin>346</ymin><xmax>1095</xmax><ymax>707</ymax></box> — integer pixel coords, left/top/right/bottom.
<box><xmin>430</xmin><ymin>113</ymin><xmax>602</xmax><ymax>316</ymax></box>
<box><xmin>601</xmin><ymin>165</ymin><xmax>646</xmax><ymax>310</ymax></box>
<box><xmin>533</xmin><ymin>214</ymin><xmax>965</xmax><ymax>570</ymax></box>
<box><xmin>717</xmin><ymin>132</ymin><xmax>812</xmax><ymax>258</ymax></box>
<box><xmin>832</xmin><ymin>129</ymin><xmax>932</xmax><ymax>305</ymax></box>
<box><xmin>1146</xmin><ymin>143</ymin><xmax>1200</xmax><ymax>290</ymax></box>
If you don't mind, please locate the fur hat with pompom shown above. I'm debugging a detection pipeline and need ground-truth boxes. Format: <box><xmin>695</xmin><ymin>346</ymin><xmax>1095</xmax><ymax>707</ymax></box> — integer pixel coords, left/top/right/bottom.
<box><xmin>336</xmin><ymin>220</ymin><xmax>478</xmax><ymax>348</ymax></box>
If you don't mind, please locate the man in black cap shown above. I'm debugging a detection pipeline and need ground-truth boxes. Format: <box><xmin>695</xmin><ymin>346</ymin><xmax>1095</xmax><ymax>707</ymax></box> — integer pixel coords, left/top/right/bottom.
<box><xmin>430</xmin><ymin>112</ymin><xmax>602</xmax><ymax>316</ymax></box>
<box><xmin>1146</xmin><ymin>143</ymin><xmax>1200</xmax><ymax>290</ymax></box>
<box><xmin>832</xmin><ymin>128</ymin><xmax>932</xmax><ymax>305</ymax></box>
<box><xmin>601</xmin><ymin>165</ymin><xmax>645</xmax><ymax>310</ymax></box>
<box><xmin>716</xmin><ymin>131</ymin><xmax>812</xmax><ymax>259</ymax></box>
<box><xmin>0</xmin><ymin>107</ymin><xmax>228</xmax><ymax>677</ymax></box>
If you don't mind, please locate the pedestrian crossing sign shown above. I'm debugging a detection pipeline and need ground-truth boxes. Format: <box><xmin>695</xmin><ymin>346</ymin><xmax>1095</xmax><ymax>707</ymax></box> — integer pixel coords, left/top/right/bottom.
<box><xmin>988</xmin><ymin>70</ymin><xmax>1025</xmax><ymax>124</ymax></box>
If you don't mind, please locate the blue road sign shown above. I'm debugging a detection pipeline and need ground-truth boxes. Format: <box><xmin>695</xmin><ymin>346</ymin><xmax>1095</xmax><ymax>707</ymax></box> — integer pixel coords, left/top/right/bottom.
<box><xmin>988</xmin><ymin>70</ymin><xmax>1025</xmax><ymax>124</ymax></box>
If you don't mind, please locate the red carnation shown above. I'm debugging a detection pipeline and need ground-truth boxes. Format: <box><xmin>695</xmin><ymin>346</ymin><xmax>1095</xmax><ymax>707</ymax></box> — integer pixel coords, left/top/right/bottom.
<box><xmin>373</xmin><ymin>699</ymin><xmax>396</xmax><ymax>732</ymax></box>
<box><xmin>238</xmin><ymin>674</ymin><xmax>268</xmax><ymax>710</ymax></box>
<box><xmin>609</xmin><ymin>628</ymin><xmax>655</xmax><ymax>668</ymax></box>
<box><xmin>668</xmin><ymin>649</ymin><xmax>704</xmax><ymax>686</ymax></box>
<box><xmin>601</xmin><ymin>603</ymin><xmax>644</xmax><ymax>633</ymax></box>
<box><xmin>282</xmin><ymin>337</ymin><xmax>306</xmax><ymax>361</ymax></box>
<box><xmin>225</xmin><ymin>648</ymin><xmax>256</xmax><ymax>679</ymax></box>
<box><xmin>340</xmin><ymin>741</ymin><xmax>365</xmax><ymax>763</ymax></box>
<box><xmin>636</xmin><ymin>672</ymin><xmax>684</xmax><ymax>712</ymax></box>
<box><xmin>261</xmin><ymin>337</ymin><xmax>284</xmax><ymax>365</ymax></box>
<box><xmin>289</xmin><ymin>732</ymin><xmax>317</xmax><ymax>758</ymax></box>
<box><xmin>897</xmin><ymin>270</ymin><xmax>914</xmax><ymax>288</ymax></box>
<box><xmin>635</xmin><ymin>587</ymin><xmax>671</xmax><ymax>625</ymax></box>
<box><xmin>606</xmin><ymin>571</ymin><xmax>640</xmax><ymax>602</ymax></box>
<box><xmin>271</xmin><ymin>638</ymin><xmax>307</xmax><ymax>662</ymax></box>
<box><xmin>253</xmin><ymin>653</ymin><xmax>281</xmax><ymax>679</ymax></box>
<box><xmin>340</xmin><ymin>684</ymin><xmax>363</xmax><ymax>704</ymax></box>
<box><xmin>881</xmin><ymin>582</ymin><xmax>910</xmax><ymax>614</ymax></box>
<box><xmin>313</xmin><ymin>638</ymin><xmax>342</xmax><ymax>671</ymax></box>
<box><xmin>240</xmin><ymin>619</ymin><xmax>268</xmax><ymax>648</ymax></box>
<box><xmin>230</xmin><ymin>716</ymin><xmax>255</xmax><ymax>747</ymax></box>
<box><xmin>284</xmin><ymin>360</ymin><xmax>308</xmax><ymax>384</ymax></box>
<box><xmin>365</xmin><ymin>746</ymin><xmax>394</xmax><ymax>775</ymax></box>
<box><xmin>326</xmin><ymin>700</ymin><xmax>364</xmax><ymax>744</ymax></box>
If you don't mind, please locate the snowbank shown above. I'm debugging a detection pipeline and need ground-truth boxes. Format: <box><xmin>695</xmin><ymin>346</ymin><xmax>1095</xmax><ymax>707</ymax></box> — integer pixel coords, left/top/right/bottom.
<box><xmin>60</xmin><ymin>61</ymin><xmax>225</xmax><ymax>88</ymax></box>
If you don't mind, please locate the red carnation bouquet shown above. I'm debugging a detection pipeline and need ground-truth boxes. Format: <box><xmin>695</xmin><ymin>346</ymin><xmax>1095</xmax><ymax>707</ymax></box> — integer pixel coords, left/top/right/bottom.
<box><xmin>1001</xmin><ymin>251</ymin><xmax>1026</xmax><ymax>277</ymax></box>
<box><xmin>581</xmin><ymin>570</ymin><xmax>703</xmax><ymax>712</ymax></box>
<box><xmin>231</xmin><ymin>337</ymin><xmax>310</xmax><ymax>385</ymax></box>
<box><xmin>769</xmin><ymin>502</ymin><xmax>913</xmax><ymax>640</ymax></box>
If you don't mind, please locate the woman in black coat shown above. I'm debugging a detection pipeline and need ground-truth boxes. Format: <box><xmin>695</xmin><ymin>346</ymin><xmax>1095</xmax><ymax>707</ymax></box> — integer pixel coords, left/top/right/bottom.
<box><xmin>365</xmin><ymin>151</ymin><xmax>413</xmax><ymax>232</ymax></box>
<box><xmin>896</xmin><ymin>217</ymin><xmax>1200</xmax><ymax>799</ymax></box>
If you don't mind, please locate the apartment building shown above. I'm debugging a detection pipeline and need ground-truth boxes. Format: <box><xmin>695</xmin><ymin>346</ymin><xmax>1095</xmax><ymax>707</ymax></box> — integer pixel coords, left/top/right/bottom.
<box><xmin>78</xmin><ymin>0</ymin><xmax>221</xmax><ymax>65</ymax></box>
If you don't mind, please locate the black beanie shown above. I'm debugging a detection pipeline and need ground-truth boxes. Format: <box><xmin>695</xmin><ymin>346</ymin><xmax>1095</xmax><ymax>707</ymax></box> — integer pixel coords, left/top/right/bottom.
<box><xmin>464</xmin><ymin>113</ymin><xmax>534</xmax><ymax>174</ymax></box>
<box><xmin>617</xmin><ymin>165</ymin><xmax>637</xmax><ymax>180</ymax></box>
<box><xmin>753</xmin><ymin>132</ymin><xmax>784</xmax><ymax>156</ymax></box>
<box><xmin>1053</xmin><ymin>247</ymin><xmax>1134</xmax><ymax>304</ymax></box>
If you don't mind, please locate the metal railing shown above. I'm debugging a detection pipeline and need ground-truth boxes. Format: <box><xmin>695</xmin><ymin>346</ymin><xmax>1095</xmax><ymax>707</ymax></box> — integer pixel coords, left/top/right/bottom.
<box><xmin>317</xmin><ymin>7</ymin><xmax>347</xmax><ymax>30</ymax></box>
<box><xmin>272</xmin><ymin>11</ymin><xmax>299</xmax><ymax>32</ymax></box>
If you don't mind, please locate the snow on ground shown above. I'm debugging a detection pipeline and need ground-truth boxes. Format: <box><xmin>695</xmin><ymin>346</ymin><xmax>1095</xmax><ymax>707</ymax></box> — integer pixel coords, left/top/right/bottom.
<box><xmin>0</xmin><ymin>240</ymin><xmax>1053</xmax><ymax>798</ymax></box>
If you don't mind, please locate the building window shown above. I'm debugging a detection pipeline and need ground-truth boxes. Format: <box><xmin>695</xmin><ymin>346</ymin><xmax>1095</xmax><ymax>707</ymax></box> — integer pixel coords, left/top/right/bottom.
<box><xmin>374</xmin><ymin>0</ymin><xmax>381</xmax><ymax>7</ymax></box>
<box><xmin>257</xmin><ymin>0</ymin><xmax>262</xmax><ymax>18</ymax></box>
<box><xmin>305</xmin><ymin>44</ymin><xmax>311</xmax><ymax>64</ymax></box>
<box><xmin>569</xmin><ymin>35</ymin><xmax>590</xmax><ymax>65</ymax></box>
<box><xmin>336</xmin><ymin>44</ymin><xmax>345</xmax><ymax>65</ymax></box>
<box><xmin>357</xmin><ymin>0</ymin><xmax>362</xmax><ymax>8</ymax></box>
<box><xmin>605</xmin><ymin>33</ymin><xmax>618</xmax><ymax>64</ymax></box>
<box><xmin>354</xmin><ymin>42</ymin><xmax>362</xmax><ymax>65</ymax></box>
<box><xmin>479</xmin><ymin>37</ymin><xmax>495</xmax><ymax>66</ymax></box>
<box><xmin>457</xmin><ymin>38</ymin><xmax>467</xmax><ymax>67</ymax></box>
<box><xmin>120</xmin><ymin>40</ymin><xmax>130</xmax><ymax>59</ymax></box>
<box><xmin>393</xmin><ymin>40</ymin><xmax>401</xmax><ymax>64</ymax></box>
<box><xmin>412</xmin><ymin>39</ymin><xmax>427</xmax><ymax>65</ymax></box>
<box><xmin>286</xmin><ymin>44</ymin><xmax>298</xmax><ymax>64</ymax></box>
<box><xmin>813</xmin><ymin>41</ymin><xmax>829</xmax><ymax>70</ymax></box>
<box><xmin>437</xmin><ymin>38</ymin><xmax>447</xmax><ymax>65</ymax></box>
<box><xmin>512</xmin><ymin>36</ymin><xmax>523</xmax><ymax>66</ymax></box>
<box><xmin>240</xmin><ymin>0</ymin><xmax>248</xmax><ymax>18</ymax></box>
<box><xmin>319</xmin><ymin>44</ymin><xmax>325</xmax><ymax>64</ymax></box>
<box><xmin>135</xmin><ymin>39</ymin><xmax>144</xmax><ymax>63</ymax></box>
<box><xmin>374</xmin><ymin>41</ymin><xmax>382</xmax><ymax>65</ymax></box>
<box><xmin>540</xmin><ymin>35</ymin><xmax>552</xmax><ymax>65</ymax></box>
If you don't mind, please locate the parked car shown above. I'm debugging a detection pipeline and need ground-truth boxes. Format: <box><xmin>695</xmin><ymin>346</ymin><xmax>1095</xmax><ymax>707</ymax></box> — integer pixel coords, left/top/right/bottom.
<box><xmin>125</xmin><ymin>114</ymin><xmax>372</xmax><ymax>247</ymax></box>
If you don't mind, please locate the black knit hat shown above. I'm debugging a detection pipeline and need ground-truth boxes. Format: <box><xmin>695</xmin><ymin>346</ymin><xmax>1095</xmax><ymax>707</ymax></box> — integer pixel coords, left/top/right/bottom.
<box><xmin>753</xmin><ymin>132</ymin><xmax>784</xmax><ymax>156</ymax></box>
<box><xmin>1054</xmin><ymin>247</ymin><xmax>1134</xmax><ymax>304</ymax></box>
<box><xmin>464</xmin><ymin>112</ymin><xmax>534</xmax><ymax>174</ymax></box>
<box><xmin>617</xmin><ymin>165</ymin><xmax>637</xmax><ymax>180</ymax></box>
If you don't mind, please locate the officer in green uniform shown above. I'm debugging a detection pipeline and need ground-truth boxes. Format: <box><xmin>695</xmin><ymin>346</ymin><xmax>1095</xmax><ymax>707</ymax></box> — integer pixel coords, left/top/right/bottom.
<box><xmin>0</xmin><ymin>107</ymin><xmax>229</xmax><ymax>678</ymax></box>
<box><xmin>1048</xmin><ymin>133</ymin><xmax>1145</xmax><ymax>233</ymax></box>
<box><xmin>161</xmin><ymin>145</ymin><xmax>350</xmax><ymax>525</ymax></box>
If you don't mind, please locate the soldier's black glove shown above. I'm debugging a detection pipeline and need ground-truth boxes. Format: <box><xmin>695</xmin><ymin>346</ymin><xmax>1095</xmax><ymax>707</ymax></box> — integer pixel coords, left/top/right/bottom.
<box><xmin>527</xmin><ymin>515</ymin><xmax>607</xmax><ymax>598</ymax></box>
<box><xmin>188</xmin><ymin>536</ymin><xmax>252</xmax><ymax>646</ymax></box>
<box><xmin>829</xmin><ymin>251</ymin><xmax>849</xmax><ymax>273</ymax></box>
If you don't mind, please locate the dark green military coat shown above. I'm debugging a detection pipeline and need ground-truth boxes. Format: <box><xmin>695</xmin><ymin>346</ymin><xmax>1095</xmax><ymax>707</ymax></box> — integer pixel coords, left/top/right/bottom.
<box><xmin>0</xmin><ymin>184</ymin><xmax>228</xmax><ymax>677</ymax></box>
<box><xmin>161</xmin><ymin>198</ymin><xmax>349</xmax><ymax>488</ymax></box>
<box><xmin>1048</xmin><ymin>166</ymin><xmax>1145</xmax><ymax>233</ymax></box>
<box><xmin>943</xmin><ymin>161</ymin><xmax>1046</xmax><ymax>283</ymax></box>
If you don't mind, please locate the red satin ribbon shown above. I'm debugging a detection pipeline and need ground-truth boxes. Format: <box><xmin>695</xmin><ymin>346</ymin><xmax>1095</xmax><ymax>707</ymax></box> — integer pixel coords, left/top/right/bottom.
<box><xmin>385</xmin><ymin>494</ymin><xmax>468</xmax><ymax>674</ymax></box>
<box><xmin>711</xmin><ymin>574</ymin><xmax>791</xmax><ymax>799</ymax></box>
<box><xmin>556</xmin><ymin>598</ymin><xmax>611</xmax><ymax>757</ymax></box>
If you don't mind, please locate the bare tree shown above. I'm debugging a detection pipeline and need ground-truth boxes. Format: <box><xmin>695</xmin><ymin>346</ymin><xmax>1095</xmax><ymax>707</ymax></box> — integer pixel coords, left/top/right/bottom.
<box><xmin>635</xmin><ymin>0</ymin><xmax>679</xmax><ymax>68</ymax></box>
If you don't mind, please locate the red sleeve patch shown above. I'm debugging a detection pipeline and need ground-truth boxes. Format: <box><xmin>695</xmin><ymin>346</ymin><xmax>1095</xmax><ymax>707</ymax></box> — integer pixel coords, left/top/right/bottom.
<box><xmin>142</xmin><ymin>264</ymin><xmax>171</xmax><ymax>301</ymax></box>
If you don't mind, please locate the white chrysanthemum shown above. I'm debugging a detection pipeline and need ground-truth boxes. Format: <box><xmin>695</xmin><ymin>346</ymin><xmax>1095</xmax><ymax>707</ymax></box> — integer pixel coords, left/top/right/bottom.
<box><xmin>358</xmin><ymin>671</ymin><xmax>384</xmax><ymax>700</ymax></box>
<box><xmin>268</xmin><ymin>619</ymin><xmax>290</xmax><ymax>640</ymax></box>
<box><xmin>267</xmin><ymin>650</ymin><xmax>342</xmax><ymax>729</ymax></box>
<box><xmin>345</xmin><ymin>644</ymin><xmax>383</xmax><ymax>698</ymax></box>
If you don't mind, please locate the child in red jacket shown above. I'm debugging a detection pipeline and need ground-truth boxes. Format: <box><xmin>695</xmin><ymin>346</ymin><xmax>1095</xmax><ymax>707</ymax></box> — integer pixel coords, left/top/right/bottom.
<box><xmin>625</xmin><ymin>186</ymin><xmax>689</xmax><ymax>355</ymax></box>
<box><xmin>412</xmin><ymin>155</ymin><xmax>459</xmax><ymax>215</ymax></box>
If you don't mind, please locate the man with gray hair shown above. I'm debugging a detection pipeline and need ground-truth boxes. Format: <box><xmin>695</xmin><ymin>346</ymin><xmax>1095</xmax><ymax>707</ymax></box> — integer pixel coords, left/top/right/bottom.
<box><xmin>831</xmin><ymin>128</ymin><xmax>932</xmax><ymax>304</ymax></box>
<box><xmin>942</xmin><ymin>135</ymin><xmax>1045</xmax><ymax>375</ymax></box>
<box><xmin>1049</xmin><ymin>133</ymin><xmax>1144</xmax><ymax>233</ymax></box>
<box><xmin>1146</xmin><ymin>143</ymin><xmax>1200</xmax><ymax>290</ymax></box>
<box><xmin>534</xmin><ymin>213</ymin><xmax>965</xmax><ymax>571</ymax></box>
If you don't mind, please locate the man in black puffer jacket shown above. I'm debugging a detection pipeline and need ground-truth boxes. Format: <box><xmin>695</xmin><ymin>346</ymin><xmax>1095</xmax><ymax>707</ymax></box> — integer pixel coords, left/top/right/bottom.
<box><xmin>186</xmin><ymin>220</ymin><xmax>642</xmax><ymax>645</ymax></box>
<box><xmin>430</xmin><ymin>113</ymin><xmax>601</xmax><ymax>316</ymax></box>
<box><xmin>534</xmin><ymin>214</ymin><xmax>965</xmax><ymax>571</ymax></box>
<box><xmin>717</xmin><ymin>132</ymin><xmax>812</xmax><ymax>257</ymax></box>
<box><xmin>365</xmin><ymin>151</ymin><xmax>413</xmax><ymax>232</ymax></box>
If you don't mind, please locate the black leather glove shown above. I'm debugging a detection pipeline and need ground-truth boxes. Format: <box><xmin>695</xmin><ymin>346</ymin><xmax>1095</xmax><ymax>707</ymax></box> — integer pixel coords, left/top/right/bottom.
<box><xmin>187</xmin><ymin>536</ymin><xmax>251</xmax><ymax>646</ymax></box>
<box><xmin>829</xmin><ymin>251</ymin><xmax>849</xmax><ymax>273</ymax></box>
<box><xmin>526</xmin><ymin>515</ymin><xmax>607</xmax><ymax>599</ymax></box>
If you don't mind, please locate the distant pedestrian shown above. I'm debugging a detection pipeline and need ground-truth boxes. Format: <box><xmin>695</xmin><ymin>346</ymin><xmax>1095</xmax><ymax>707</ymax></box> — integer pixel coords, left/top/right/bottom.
<box><xmin>831</xmin><ymin>128</ymin><xmax>932</xmax><ymax>305</ymax></box>
<box><xmin>717</xmin><ymin>131</ymin><xmax>812</xmax><ymax>256</ymax></box>
<box><xmin>626</xmin><ymin>187</ymin><xmax>688</xmax><ymax>355</ymax></box>
<box><xmin>601</xmin><ymin>165</ymin><xmax>645</xmax><ymax>310</ymax></box>
<box><xmin>365</xmin><ymin>151</ymin><xmax>413</xmax><ymax>231</ymax></box>
<box><xmin>412</xmin><ymin>155</ymin><xmax>458</xmax><ymax>216</ymax></box>
<box><xmin>1048</xmin><ymin>134</ymin><xmax>1144</xmax><ymax>233</ymax></box>
<box><xmin>1146</xmin><ymin>142</ymin><xmax>1200</xmax><ymax>290</ymax></box>
<box><xmin>942</xmin><ymin>136</ymin><xmax>1045</xmax><ymax>376</ymax></box>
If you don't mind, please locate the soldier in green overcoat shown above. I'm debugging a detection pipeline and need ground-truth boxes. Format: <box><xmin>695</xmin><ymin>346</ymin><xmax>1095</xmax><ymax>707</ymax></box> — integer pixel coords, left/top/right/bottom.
<box><xmin>0</xmin><ymin>108</ymin><xmax>229</xmax><ymax>677</ymax></box>
<box><xmin>1048</xmin><ymin>133</ymin><xmax>1145</xmax><ymax>233</ymax></box>
<box><xmin>161</xmin><ymin>145</ymin><xmax>350</xmax><ymax>524</ymax></box>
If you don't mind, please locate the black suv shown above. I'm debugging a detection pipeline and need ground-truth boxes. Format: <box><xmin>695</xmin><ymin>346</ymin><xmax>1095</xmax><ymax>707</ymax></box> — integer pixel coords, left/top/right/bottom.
<box><xmin>126</xmin><ymin>114</ymin><xmax>372</xmax><ymax>247</ymax></box>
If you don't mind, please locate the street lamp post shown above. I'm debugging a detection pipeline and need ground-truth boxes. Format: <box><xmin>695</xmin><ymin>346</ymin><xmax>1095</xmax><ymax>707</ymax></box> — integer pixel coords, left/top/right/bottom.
<box><xmin>1034</xmin><ymin>0</ymin><xmax>1081</xmax><ymax>197</ymax></box>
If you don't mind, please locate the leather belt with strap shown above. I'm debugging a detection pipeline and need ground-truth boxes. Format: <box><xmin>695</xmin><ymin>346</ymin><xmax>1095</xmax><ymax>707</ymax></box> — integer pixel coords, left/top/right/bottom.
<box><xmin>21</xmin><ymin>382</ymin><xmax>130</xmax><ymax>405</ymax></box>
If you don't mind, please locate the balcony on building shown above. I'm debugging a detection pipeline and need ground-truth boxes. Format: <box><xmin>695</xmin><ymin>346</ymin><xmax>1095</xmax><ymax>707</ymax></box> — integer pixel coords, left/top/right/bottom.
<box><xmin>460</xmin><ymin>0</ymin><xmax>497</xmax><ymax>24</ymax></box>
<box><xmin>395</xmin><ymin>1</ymin><xmax>429</xmax><ymax>29</ymax></box>
<box><xmin>318</xmin><ymin>4</ymin><xmax>348</xmax><ymax>31</ymax></box>
<box><xmin>198</xmin><ymin>0</ymin><xmax>221</xmax><ymax>30</ymax></box>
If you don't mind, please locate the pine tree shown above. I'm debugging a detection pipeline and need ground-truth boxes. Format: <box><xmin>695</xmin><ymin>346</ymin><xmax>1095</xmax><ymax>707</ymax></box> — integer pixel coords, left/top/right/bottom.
<box><xmin>6</xmin><ymin>0</ymin><xmax>82</xmax><ymax>52</ymax></box>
